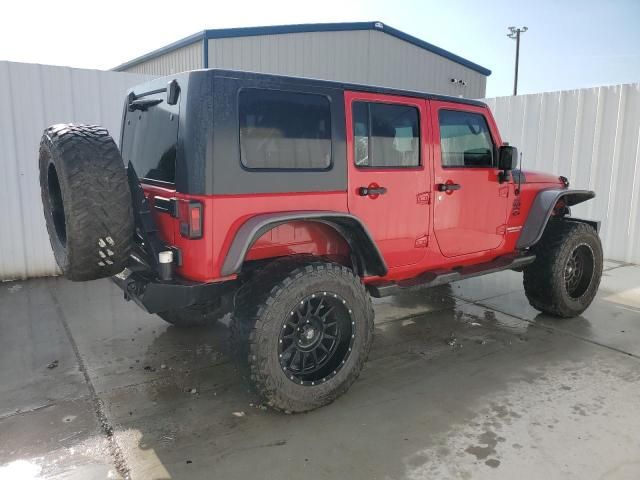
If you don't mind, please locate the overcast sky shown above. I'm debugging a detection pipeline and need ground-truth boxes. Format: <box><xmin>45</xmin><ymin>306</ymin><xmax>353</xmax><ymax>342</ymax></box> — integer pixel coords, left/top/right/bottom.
<box><xmin>2</xmin><ymin>0</ymin><xmax>639</xmax><ymax>97</ymax></box>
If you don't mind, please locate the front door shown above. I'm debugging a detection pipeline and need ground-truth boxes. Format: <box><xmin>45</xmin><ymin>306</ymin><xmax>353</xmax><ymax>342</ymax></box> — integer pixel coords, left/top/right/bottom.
<box><xmin>430</xmin><ymin>101</ymin><xmax>509</xmax><ymax>257</ymax></box>
<box><xmin>345</xmin><ymin>91</ymin><xmax>429</xmax><ymax>269</ymax></box>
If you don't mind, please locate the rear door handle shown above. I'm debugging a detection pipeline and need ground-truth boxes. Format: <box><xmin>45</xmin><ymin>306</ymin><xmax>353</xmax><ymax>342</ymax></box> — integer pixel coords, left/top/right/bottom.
<box><xmin>358</xmin><ymin>186</ymin><xmax>387</xmax><ymax>196</ymax></box>
<box><xmin>153</xmin><ymin>196</ymin><xmax>178</xmax><ymax>216</ymax></box>
<box><xmin>437</xmin><ymin>183</ymin><xmax>461</xmax><ymax>192</ymax></box>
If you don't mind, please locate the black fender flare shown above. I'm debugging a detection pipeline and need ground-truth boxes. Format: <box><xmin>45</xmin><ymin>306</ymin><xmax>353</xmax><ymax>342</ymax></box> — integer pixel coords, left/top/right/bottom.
<box><xmin>220</xmin><ymin>211</ymin><xmax>388</xmax><ymax>277</ymax></box>
<box><xmin>516</xmin><ymin>189</ymin><xmax>598</xmax><ymax>249</ymax></box>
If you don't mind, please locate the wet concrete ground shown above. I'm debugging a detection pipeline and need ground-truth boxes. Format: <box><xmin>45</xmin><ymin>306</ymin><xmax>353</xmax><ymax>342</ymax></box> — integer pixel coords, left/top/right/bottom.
<box><xmin>1</xmin><ymin>260</ymin><xmax>639</xmax><ymax>479</ymax></box>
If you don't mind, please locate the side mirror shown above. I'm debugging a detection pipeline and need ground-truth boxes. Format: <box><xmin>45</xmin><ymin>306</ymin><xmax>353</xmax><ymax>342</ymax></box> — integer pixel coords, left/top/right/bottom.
<box><xmin>498</xmin><ymin>145</ymin><xmax>518</xmax><ymax>171</ymax></box>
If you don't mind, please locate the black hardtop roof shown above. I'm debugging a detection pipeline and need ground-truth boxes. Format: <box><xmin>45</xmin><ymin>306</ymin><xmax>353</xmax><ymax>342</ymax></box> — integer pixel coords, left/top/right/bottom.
<box><xmin>131</xmin><ymin>68</ymin><xmax>488</xmax><ymax>109</ymax></box>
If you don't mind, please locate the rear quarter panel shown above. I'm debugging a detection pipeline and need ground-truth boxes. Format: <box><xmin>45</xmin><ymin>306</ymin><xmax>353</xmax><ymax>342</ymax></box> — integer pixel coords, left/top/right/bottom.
<box><xmin>173</xmin><ymin>191</ymin><xmax>348</xmax><ymax>282</ymax></box>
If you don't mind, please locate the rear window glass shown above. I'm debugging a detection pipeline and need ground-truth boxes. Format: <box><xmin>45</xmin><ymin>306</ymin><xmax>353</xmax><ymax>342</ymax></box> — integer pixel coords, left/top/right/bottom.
<box><xmin>121</xmin><ymin>92</ymin><xmax>178</xmax><ymax>185</ymax></box>
<box><xmin>239</xmin><ymin>89</ymin><xmax>332</xmax><ymax>170</ymax></box>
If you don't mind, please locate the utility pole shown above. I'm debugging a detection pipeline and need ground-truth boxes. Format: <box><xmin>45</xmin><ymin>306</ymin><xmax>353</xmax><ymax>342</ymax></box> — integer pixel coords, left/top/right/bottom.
<box><xmin>507</xmin><ymin>26</ymin><xmax>528</xmax><ymax>96</ymax></box>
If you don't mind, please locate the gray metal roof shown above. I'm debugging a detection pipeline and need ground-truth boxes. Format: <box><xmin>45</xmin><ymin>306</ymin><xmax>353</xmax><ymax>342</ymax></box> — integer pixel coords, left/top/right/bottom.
<box><xmin>113</xmin><ymin>21</ymin><xmax>491</xmax><ymax>76</ymax></box>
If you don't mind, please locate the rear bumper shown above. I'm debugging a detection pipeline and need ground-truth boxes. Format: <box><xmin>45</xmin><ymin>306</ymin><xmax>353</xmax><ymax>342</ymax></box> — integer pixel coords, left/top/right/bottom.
<box><xmin>111</xmin><ymin>268</ymin><xmax>236</xmax><ymax>314</ymax></box>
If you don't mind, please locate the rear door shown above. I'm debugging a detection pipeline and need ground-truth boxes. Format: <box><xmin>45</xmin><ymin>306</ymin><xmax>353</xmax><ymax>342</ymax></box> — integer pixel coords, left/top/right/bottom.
<box><xmin>120</xmin><ymin>87</ymin><xmax>180</xmax><ymax>244</ymax></box>
<box><xmin>345</xmin><ymin>91</ymin><xmax>429</xmax><ymax>269</ymax></box>
<box><xmin>430</xmin><ymin>101</ymin><xmax>509</xmax><ymax>257</ymax></box>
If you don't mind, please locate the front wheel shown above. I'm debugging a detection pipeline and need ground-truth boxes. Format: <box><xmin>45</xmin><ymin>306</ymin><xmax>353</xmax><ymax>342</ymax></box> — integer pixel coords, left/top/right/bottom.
<box><xmin>231</xmin><ymin>260</ymin><xmax>374</xmax><ymax>413</ymax></box>
<box><xmin>523</xmin><ymin>220</ymin><xmax>603</xmax><ymax>317</ymax></box>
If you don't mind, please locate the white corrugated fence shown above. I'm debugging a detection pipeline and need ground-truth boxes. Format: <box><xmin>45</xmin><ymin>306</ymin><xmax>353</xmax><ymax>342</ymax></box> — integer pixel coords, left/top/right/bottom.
<box><xmin>0</xmin><ymin>61</ymin><xmax>638</xmax><ymax>280</ymax></box>
<box><xmin>484</xmin><ymin>83</ymin><xmax>640</xmax><ymax>264</ymax></box>
<box><xmin>0</xmin><ymin>61</ymin><xmax>152</xmax><ymax>280</ymax></box>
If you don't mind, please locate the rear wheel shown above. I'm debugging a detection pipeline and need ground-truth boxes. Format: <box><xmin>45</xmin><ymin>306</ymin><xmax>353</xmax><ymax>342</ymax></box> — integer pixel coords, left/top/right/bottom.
<box><xmin>523</xmin><ymin>220</ymin><xmax>603</xmax><ymax>317</ymax></box>
<box><xmin>231</xmin><ymin>259</ymin><xmax>374</xmax><ymax>413</ymax></box>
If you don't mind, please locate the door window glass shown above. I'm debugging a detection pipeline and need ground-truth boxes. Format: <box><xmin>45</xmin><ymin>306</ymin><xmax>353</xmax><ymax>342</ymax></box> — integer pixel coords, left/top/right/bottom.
<box><xmin>438</xmin><ymin>110</ymin><xmax>494</xmax><ymax>167</ymax></box>
<box><xmin>353</xmin><ymin>102</ymin><xmax>420</xmax><ymax>168</ymax></box>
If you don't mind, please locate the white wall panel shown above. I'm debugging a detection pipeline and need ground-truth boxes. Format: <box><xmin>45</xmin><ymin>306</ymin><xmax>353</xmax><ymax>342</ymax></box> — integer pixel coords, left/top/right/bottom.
<box><xmin>0</xmin><ymin>61</ymin><xmax>152</xmax><ymax>280</ymax></box>
<box><xmin>484</xmin><ymin>83</ymin><xmax>640</xmax><ymax>264</ymax></box>
<box><xmin>1</xmin><ymin>61</ymin><xmax>636</xmax><ymax>280</ymax></box>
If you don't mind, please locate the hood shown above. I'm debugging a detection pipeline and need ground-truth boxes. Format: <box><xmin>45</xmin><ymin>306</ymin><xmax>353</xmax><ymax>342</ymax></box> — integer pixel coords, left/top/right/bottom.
<box><xmin>518</xmin><ymin>170</ymin><xmax>564</xmax><ymax>185</ymax></box>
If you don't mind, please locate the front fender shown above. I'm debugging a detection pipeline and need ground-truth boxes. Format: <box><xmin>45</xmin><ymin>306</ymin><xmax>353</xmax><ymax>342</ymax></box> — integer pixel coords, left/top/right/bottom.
<box><xmin>517</xmin><ymin>189</ymin><xmax>597</xmax><ymax>249</ymax></box>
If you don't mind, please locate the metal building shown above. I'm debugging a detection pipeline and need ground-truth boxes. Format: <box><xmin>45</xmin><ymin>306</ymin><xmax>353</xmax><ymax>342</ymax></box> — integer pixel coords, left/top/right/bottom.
<box><xmin>113</xmin><ymin>22</ymin><xmax>491</xmax><ymax>98</ymax></box>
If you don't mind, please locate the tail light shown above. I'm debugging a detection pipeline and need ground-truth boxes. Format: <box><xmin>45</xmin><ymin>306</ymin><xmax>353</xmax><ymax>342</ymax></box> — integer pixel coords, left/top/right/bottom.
<box><xmin>179</xmin><ymin>200</ymin><xmax>203</xmax><ymax>239</ymax></box>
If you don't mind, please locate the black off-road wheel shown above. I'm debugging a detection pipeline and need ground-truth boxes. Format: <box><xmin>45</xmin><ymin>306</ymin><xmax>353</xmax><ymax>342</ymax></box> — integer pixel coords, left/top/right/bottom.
<box><xmin>157</xmin><ymin>303</ymin><xmax>224</xmax><ymax>328</ymax></box>
<box><xmin>39</xmin><ymin>124</ymin><xmax>134</xmax><ymax>281</ymax></box>
<box><xmin>231</xmin><ymin>259</ymin><xmax>374</xmax><ymax>413</ymax></box>
<box><xmin>523</xmin><ymin>220</ymin><xmax>603</xmax><ymax>317</ymax></box>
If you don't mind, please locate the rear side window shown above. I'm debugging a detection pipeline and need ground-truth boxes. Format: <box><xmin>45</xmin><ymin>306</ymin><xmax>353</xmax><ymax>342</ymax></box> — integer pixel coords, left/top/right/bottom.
<box><xmin>353</xmin><ymin>102</ymin><xmax>420</xmax><ymax>168</ymax></box>
<box><xmin>239</xmin><ymin>89</ymin><xmax>332</xmax><ymax>170</ymax></box>
<box><xmin>439</xmin><ymin>110</ymin><xmax>495</xmax><ymax>168</ymax></box>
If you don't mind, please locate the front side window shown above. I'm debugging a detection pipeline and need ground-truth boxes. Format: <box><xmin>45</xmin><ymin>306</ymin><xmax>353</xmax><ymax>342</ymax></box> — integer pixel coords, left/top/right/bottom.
<box><xmin>239</xmin><ymin>89</ymin><xmax>332</xmax><ymax>170</ymax></box>
<box><xmin>438</xmin><ymin>110</ymin><xmax>495</xmax><ymax>168</ymax></box>
<box><xmin>353</xmin><ymin>102</ymin><xmax>420</xmax><ymax>168</ymax></box>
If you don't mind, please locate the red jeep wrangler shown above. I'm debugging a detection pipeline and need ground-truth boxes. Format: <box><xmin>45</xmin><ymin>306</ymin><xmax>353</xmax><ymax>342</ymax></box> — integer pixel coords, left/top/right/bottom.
<box><xmin>39</xmin><ymin>69</ymin><xmax>602</xmax><ymax>412</ymax></box>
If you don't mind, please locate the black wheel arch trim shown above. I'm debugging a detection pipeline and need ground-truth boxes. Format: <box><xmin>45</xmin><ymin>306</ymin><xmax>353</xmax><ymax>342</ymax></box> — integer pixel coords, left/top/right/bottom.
<box><xmin>220</xmin><ymin>211</ymin><xmax>388</xmax><ymax>277</ymax></box>
<box><xmin>517</xmin><ymin>189</ymin><xmax>599</xmax><ymax>249</ymax></box>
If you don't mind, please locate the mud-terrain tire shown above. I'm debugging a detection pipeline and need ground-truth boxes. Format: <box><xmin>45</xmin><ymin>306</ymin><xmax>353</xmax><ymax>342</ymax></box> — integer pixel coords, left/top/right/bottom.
<box><xmin>231</xmin><ymin>258</ymin><xmax>374</xmax><ymax>413</ymax></box>
<box><xmin>523</xmin><ymin>219</ymin><xmax>602</xmax><ymax>317</ymax></box>
<box><xmin>39</xmin><ymin>124</ymin><xmax>134</xmax><ymax>281</ymax></box>
<box><xmin>158</xmin><ymin>303</ymin><xmax>224</xmax><ymax>328</ymax></box>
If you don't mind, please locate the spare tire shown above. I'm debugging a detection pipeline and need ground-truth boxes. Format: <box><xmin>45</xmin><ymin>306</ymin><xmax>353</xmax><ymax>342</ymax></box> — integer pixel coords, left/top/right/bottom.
<box><xmin>39</xmin><ymin>124</ymin><xmax>134</xmax><ymax>281</ymax></box>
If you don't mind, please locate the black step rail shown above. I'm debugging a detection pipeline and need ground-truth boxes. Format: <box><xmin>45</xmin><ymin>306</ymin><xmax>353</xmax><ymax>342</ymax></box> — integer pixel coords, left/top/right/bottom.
<box><xmin>367</xmin><ymin>253</ymin><xmax>536</xmax><ymax>298</ymax></box>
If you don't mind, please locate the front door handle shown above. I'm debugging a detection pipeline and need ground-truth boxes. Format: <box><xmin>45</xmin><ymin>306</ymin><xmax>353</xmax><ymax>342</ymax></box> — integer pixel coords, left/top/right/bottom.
<box><xmin>437</xmin><ymin>183</ymin><xmax>461</xmax><ymax>192</ymax></box>
<box><xmin>358</xmin><ymin>186</ymin><xmax>387</xmax><ymax>196</ymax></box>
